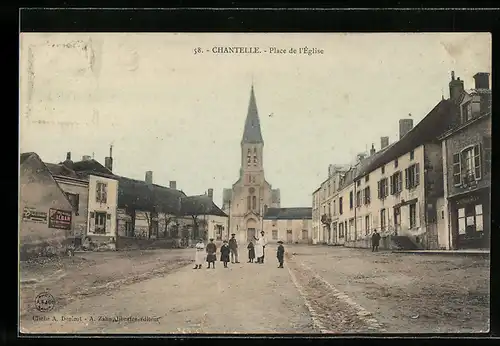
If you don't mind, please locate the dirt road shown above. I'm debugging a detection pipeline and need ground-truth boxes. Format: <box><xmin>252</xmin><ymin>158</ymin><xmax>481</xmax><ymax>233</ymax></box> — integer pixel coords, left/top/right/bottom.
<box><xmin>20</xmin><ymin>247</ymin><xmax>315</xmax><ymax>334</ymax></box>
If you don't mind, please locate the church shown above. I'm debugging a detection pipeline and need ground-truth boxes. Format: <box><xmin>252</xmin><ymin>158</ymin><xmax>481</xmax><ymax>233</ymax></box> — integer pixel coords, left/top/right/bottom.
<box><xmin>222</xmin><ymin>85</ymin><xmax>281</xmax><ymax>245</ymax></box>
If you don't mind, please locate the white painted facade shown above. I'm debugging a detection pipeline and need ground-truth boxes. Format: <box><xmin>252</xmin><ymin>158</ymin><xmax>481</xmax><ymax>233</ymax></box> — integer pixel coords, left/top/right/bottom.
<box><xmin>87</xmin><ymin>174</ymin><xmax>119</xmax><ymax>241</ymax></box>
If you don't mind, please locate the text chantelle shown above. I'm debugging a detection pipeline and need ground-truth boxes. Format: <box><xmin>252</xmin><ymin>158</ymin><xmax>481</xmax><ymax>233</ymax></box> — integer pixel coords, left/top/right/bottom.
<box><xmin>212</xmin><ymin>47</ymin><xmax>261</xmax><ymax>54</ymax></box>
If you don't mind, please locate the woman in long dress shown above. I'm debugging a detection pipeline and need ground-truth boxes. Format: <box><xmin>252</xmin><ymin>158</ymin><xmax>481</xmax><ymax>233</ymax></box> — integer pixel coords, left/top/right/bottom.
<box><xmin>194</xmin><ymin>238</ymin><xmax>205</xmax><ymax>269</ymax></box>
<box><xmin>254</xmin><ymin>235</ymin><xmax>263</xmax><ymax>263</ymax></box>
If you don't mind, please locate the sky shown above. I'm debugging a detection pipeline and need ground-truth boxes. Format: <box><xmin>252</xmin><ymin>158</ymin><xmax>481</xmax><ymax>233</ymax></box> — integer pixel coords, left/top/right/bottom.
<box><xmin>19</xmin><ymin>33</ymin><xmax>491</xmax><ymax>208</ymax></box>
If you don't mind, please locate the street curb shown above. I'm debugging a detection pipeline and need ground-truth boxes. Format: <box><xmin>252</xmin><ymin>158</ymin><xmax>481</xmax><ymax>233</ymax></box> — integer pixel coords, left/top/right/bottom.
<box><xmin>391</xmin><ymin>250</ymin><xmax>490</xmax><ymax>257</ymax></box>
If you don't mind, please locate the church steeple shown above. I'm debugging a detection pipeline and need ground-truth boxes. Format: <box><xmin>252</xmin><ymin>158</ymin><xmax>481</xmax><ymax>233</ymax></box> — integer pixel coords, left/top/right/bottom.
<box><xmin>241</xmin><ymin>84</ymin><xmax>264</xmax><ymax>145</ymax></box>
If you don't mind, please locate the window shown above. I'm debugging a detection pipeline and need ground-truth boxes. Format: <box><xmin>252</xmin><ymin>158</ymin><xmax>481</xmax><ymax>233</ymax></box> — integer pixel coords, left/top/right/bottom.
<box><xmin>363</xmin><ymin>187</ymin><xmax>371</xmax><ymax>204</ymax></box>
<box><xmin>356</xmin><ymin>180</ymin><xmax>361</xmax><ymax>187</ymax></box>
<box><xmin>253</xmin><ymin>155</ymin><xmax>257</xmax><ymax>164</ymax></box>
<box><xmin>381</xmin><ymin>165</ymin><xmax>385</xmax><ymax>174</ymax></box>
<box><xmin>328</xmin><ymin>202</ymin><xmax>331</xmax><ymax>216</ymax></box>
<box><xmin>409</xmin><ymin>203</ymin><xmax>417</xmax><ymax>229</ymax></box>
<box><xmin>394</xmin><ymin>159</ymin><xmax>398</xmax><ymax>168</ymax></box>
<box><xmin>216</xmin><ymin>225</ymin><xmax>223</xmax><ymax>241</ymax></box>
<box><xmin>453</xmin><ymin>153</ymin><xmax>461</xmax><ymax>186</ymax></box>
<box><xmin>454</xmin><ymin>144</ymin><xmax>482</xmax><ymax>186</ymax></box>
<box><xmin>333</xmin><ymin>200</ymin><xmax>336</xmax><ymax>215</ymax></box>
<box><xmin>458</xmin><ymin>208</ymin><xmax>466</xmax><ymax>235</ymax></box>
<box><xmin>356</xmin><ymin>190</ymin><xmax>362</xmax><ymax>207</ymax></box>
<box><xmin>302</xmin><ymin>230</ymin><xmax>308</xmax><ymax>240</ymax></box>
<box><xmin>272</xmin><ymin>230</ymin><xmax>278</xmax><ymax>240</ymax></box>
<box><xmin>96</xmin><ymin>182</ymin><xmax>108</xmax><ymax>204</ymax></box>
<box><xmin>365</xmin><ymin>174</ymin><xmax>369</xmax><ymax>182</ymax></box>
<box><xmin>328</xmin><ymin>183</ymin><xmax>331</xmax><ymax>196</ymax></box>
<box><xmin>247</xmin><ymin>149</ymin><xmax>251</xmax><ymax>164</ymax></box>
<box><xmin>349</xmin><ymin>191</ymin><xmax>354</xmax><ymax>209</ymax></box>
<box><xmin>365</xmin><ymin>215</ymin><xmax>370</xmax><ymax>235</ymax></box>
<box><xmin>380</xmin><ymin>209</ymin><xmax>386</xmax><ymax>232</ymax></box>
<box><xmin>323</xmin><ymin>205</ymin><xmax>326</xmax><ymax>214</ymax></box>
<box><xmin>390</xmin><ymin>171</ymin><xmax>403</xmax><ymax>195</ymax></box>
<box><xmin>377</xmin><ymin>178</ymin><xmax>389</xmax><ymax>199</ymax></box>
<box><xmin>247</xmin><ymin>196</ymin><xmax>251</xmax><ymax>210</ymax></box>
<box><xmin>410</xmin><ymin>150</ymin><xmax>414</xmax><ymax>160</ymax></box>
<box><xmin>65</xmin><ymin>193</ymin><xmax>80</xmax><ymax>215</ymax></box>
<box><xmin>339</xmin><ymin>197</ymin><xmax>343</xmax><ymax>215</ymax></box>
<box><xmin>462</xmin><ymin>101</ymin><xmax>472</xmax><ymax>122</ymax></box>
<box><xmin>405</xmin><ymin>163</ymin><xmax>420</xmax><ymax>189</ymax></box>
<box><xmin>252</xmin><ymin>196</ymin><xmax>257</xmax><ymax>210</ymax></box>
<box><xmin>339</xmin><ymin>222</ymin><xmax>344</xmax><ymax>238</ymax></box>
<box><xmin>484</xmin><ymin>136</ymin><xmax>491</xmax><ymax>175</ymax></box>
<box><xmin>475</xmin><ymin>204</ymin><xmax>484</xmax><ymax>232</ymax></box>
<box><xmin>125</xmin><ymin>221</ymin><xmax>134</xmax><ymax>237</ymax></box>
<box><xmin>95</xmin><ymin>212</ymin><xmax>107</xmax><ymax>234</ymax></box>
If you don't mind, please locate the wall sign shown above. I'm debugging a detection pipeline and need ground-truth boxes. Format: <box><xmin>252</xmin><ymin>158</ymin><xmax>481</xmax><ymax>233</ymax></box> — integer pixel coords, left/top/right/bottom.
<box><xmin>48</xmin><ymin>209</ymin><xmax>72</xmax><ymax>230</ymax></box>
<box><xmin>22</xmin><ymin>207</ymin><xmax>48</xmax><ymax>223</ymax></box>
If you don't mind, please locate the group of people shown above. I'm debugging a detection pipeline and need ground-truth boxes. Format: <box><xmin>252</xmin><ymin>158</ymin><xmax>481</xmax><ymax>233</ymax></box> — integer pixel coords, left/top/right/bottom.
<box><xmin>193</xmin><ymin>231</ymin><xmax>285</xmax><ymax>269</ymax></box>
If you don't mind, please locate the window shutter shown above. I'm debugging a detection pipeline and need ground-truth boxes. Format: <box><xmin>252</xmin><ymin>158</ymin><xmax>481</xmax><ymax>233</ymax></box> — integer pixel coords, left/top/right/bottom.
<box><xmin>415</xmin><ymin>164</ymin><xmax>420</xmax><ymax>186</ymax></box>
<box><xmin>390</xmin><ymin>175</ymin><xmax>394</xmax><ymax>195</ymax></box>
<box><xmin>473</xmin><ymin>143</ymin><xmax>482</xmax><ymax>180</ymax></box>
<box><xmin>377</xmin><ymin>181</ymin><xmax>381</xmax><ymax>199</ymax></box>
<box><xmin>405</xmin><ymin>169</ymin><xmax>409</xmax><ymax>189</ymax></box>
<box><xmin>452</xmin><ymin>153</ymin><xmax>462</xmax><ymax>185</ymax></box>
<box><xmin>96</xmin><ymin>184</ymin><xmax>100</xmax><ymax>202</ymax></box>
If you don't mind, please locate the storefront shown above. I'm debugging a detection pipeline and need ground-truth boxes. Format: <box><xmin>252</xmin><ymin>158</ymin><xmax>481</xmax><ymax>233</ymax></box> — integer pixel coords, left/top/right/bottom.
<box><xmin>449</xmin><ymin>187</ymin><xmax>490</xmax><ymax>249</ymax></box>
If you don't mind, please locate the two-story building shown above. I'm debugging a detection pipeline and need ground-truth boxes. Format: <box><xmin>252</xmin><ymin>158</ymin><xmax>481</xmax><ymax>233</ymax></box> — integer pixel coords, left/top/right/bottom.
<box><xmin>349</xmin><ymin>97</ymin><xmax>458</xmax><ymax>250</ymax></box>
<box><xmin>336</xmin><ymin>165</ymin><xmax>359</xmax><ymax>246</ymax></box>
<box><xmin>311</xmin><ymin>187</ymin><xmax>321</xmax><ymax>244</ymax></box>
<box><xmin>440</xmin><ymin>72</ymin><xmax>491</xmax><ymax>250</ymax></box>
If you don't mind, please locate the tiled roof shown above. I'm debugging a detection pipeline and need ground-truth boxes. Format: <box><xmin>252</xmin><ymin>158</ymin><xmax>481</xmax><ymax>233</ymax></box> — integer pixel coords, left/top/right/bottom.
<box><xmin>264</xmin><ymin>207</ymin><xmax>312</xmax><ymax>220</ymax></box>
<box><xmin>71</xmin><ymin>159</ymin><xmax>113</xmax><ymax>175</ymax></box>
<box><xmin>241</xmin><ymin>85</ymin><xmax>264</xmax><ymax>144</ymax></box>
<box><xmin>355</xmin><ymin>99</ymin><xmax>457</xmax><ymax>179</ymax></box>
<box><xmin>45</xmin><ymin>162</ymin><xmax>83</xmax><ymax>179</ymax></box>
<box><xmin>180</xmin><ymin>195</ymin><xmax>228</xmax><ymax>217</ymax></box>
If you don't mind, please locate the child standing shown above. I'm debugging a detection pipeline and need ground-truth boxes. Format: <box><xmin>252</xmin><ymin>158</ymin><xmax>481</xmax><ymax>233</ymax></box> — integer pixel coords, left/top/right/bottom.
<box><xmin>220</xmin><ymin>240</ymin><xmax>230</xmax><ymax>268</ymax></box>
<box><xmin>206</xmin><ymin>238</ymin><xmax>217</xmax><ymax>269</ymax></box>
<box><xmin>247</xmin><ymin>240</ymin><xmax>255</xmax><ymax>263</ymax></box>
<box><xmin>276</xmin><ymin>240</ymin><xmax>285</xmax><ymax>268</ymax></box>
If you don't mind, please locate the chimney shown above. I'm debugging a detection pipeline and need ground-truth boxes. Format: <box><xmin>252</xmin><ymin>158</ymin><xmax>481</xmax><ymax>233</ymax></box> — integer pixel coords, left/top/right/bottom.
<box><xmin>370</xmin><ymin>144</ymin><xmax>376</xmax><ymax>156</ymax></box>
<box><xmin>104</xmin><ymin>144</ymin><xmax>113</xmax><ymax>172</ymax></box>
<box><xmin>381</xmin><ymin>136</ymin><xmax>389</xmax><ymax>150</ymax></box>
<box><xmin>66</xmin><ymin>152</ymin><xmax>71</xmax><ymax>161</ymax></box>
<box><xmin>145</xmin><ymin>171</ymin><xmax>153</xmax><ymax>185</ymax></box>
<box><xmin>207</xmin><ymin>188</ymin><xmax>214</xmax><ymax>200</ymax></box>
<box><xmin>63</xmin><ymin>152</ymin><xmax>73</xmax><ymax>169</ymax></box>
<box><xmin>449</xmin><ymin>71</ymin><xmax>465</xmax><ymax>101</ymax></box>
<box><xmin>473</xmin><ymin>72</ymin><xmax>490</xmax><ymax>90</ymax></box>
<box><xmin>82</xmin><ymin>155</ymin><xmax>92</xmax><ymax>161</ymax></box>
<box><xmin>169</xmin><ymin>181</ymin><xmax>177</xmax><ymax>189</ymax></box>
<box><xmin>399</xmin><ymin>118</ymin><xmax>414</xmax><ymax>140</ymax></box>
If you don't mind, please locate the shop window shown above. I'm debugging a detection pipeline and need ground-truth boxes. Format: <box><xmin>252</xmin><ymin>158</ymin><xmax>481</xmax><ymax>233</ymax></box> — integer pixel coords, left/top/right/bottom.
<box><xmin>458</xmin><ymin>208</ymin><xmax>466</xmax><ymax>235</ymax></box>
<box><xmin>95</xmin><ymin>212</ymin><xmax>107</xmax><ymax>234</ymax></box>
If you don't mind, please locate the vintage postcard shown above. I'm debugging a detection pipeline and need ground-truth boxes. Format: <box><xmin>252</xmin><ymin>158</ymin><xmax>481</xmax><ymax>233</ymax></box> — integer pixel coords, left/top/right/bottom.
<box><xmin>19</xmin><ymin>32</ymin><xmax>491</xmax><ymax>334</ymax></box>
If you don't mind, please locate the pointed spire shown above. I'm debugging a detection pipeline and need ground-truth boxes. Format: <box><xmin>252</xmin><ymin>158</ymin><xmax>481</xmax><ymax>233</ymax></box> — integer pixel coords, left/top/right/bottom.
<box><xmin>241</xmin><ymin>84</ymin><xmax>264</xmax><ymax>144</ymax></box>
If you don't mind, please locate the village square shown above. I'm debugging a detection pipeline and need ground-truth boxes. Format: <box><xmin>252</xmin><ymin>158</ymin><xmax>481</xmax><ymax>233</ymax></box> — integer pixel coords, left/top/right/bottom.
<box><xmin>19</xmin><ymin>34</ymin><xmax>490</xmax><ymax>334</ymax></box>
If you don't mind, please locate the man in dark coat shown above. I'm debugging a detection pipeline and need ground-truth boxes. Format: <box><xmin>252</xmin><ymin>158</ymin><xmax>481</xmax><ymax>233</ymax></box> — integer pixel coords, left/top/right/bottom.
<box><xmin>371</xmin><ymin>229</ymin><xmax>381</xmax><ymax>252</ymax></box>
<box><xmin>276</xmin><ymin>240</ymin><xmax>285</xmax><ymax>268</ymax></box>
<box><xmin>228</xmin><ymin>233</ymin><xmax>240</xmax><ymax>263</ymax></box>
<box><xmin>206</xmin><ymin>238</ymin><xmax>217</xmax><ymax>268</ymax></box>
<box><xmin>220</xmin><ymin>240</ymin><xmax>230</xmax><ymax>268</ymax></box>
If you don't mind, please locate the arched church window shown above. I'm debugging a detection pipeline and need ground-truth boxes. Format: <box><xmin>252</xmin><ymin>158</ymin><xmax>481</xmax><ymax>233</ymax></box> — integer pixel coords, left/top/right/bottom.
<box><xmin>253</xmin><ymin>148</ymin><xmax>258</xmax><ymax>164</ymax></box>
<box><xmin>247</xmin><ymin>196</ymin><xmax>251</xmax><ymax>210</ymax></box>
<box><xmin>252</xmin><ymin>196</ymin><xmax>257</xmax><ymax>210</ymax></box>
<box><xmin>247</xmin><ymin>149</ymin><xmax>252</xmax><ymax>164</ymax></box>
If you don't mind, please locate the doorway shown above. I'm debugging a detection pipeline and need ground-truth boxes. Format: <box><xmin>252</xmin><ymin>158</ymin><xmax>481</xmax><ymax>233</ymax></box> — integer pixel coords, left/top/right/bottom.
<box><xmin>286</xmin><ymin>230</ymin><xmax>293</xmax><ymax>243</ymax></box>
<box><xmin>247</xmin><ymin>228</ymin><xmax>256</xmax><ymax>242</ymax></box>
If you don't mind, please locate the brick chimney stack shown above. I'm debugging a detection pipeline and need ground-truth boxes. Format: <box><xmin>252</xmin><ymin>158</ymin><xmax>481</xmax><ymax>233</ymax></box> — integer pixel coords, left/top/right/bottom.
<box><xmin>449</xmin><ymin>71</ymin><xmax>465</xmax><ymax>101</ymax></box>
<box><xmin>145</xmin><ymin>171</ymin><xmax>153</xmax><ymax>185</ymax></box>
<box><xmin>370</xmin><ymin>144</ymin><xmax>376</xmax><ymax>156</ymax></box>
<box><xmin>169</xmin><ymin>181</ymin><xmax>177</xmax><ymax>189</ymax></box>
<box><xmin>381</xmin><ymin>136</ymin><xmax>389</xmax><ymax>150</ymax></box>
<box><xmin>104</xmin><ymin>144</ymin><xmax>113</xmax><ymax>172</ymax></box>
<box><xmin>399</xmin><ymin>118</ymin><xmax>414</xmax><ymax>140</ymax></box>
<box><xmin>208</xmin><ymin>188</ymin><xmax>214</xmax><ymax>200</ymax></box>
<box><xmin>473</xmin><ymin>72</ymin><xmax>490</xmax><ymax>90</ymax></box>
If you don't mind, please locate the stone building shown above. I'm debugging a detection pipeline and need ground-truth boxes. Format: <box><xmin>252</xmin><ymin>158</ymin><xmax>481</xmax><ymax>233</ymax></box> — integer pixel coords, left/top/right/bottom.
<box><xmin>222</xmin><ymin>85</ymin><xmax>280</xmax><ymax>245</ymax></box>
<box><xmin>440</xmin><ymin>72</ymin><xmax>491</xmax><ymax>250</ymax></box>
<box><xmin>19</xmin><ymin>152</ymin><xmax>74</xmax><ymax>258</ymax></box>
<box><xmin>263</xmin><ymin>207</ymin><xmax>312</xmax><ymax>244</ymax></box>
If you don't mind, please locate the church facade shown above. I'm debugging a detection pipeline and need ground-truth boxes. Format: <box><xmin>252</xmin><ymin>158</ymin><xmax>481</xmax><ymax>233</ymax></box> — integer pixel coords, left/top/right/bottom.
<box><xmin>222</xmin><ymin>86</ymin><xmax>281</xmax><ymax>245</ymax></box>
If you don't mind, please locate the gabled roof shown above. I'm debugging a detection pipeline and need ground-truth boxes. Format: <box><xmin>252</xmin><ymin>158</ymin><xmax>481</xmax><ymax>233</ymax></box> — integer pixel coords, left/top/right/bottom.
<box><xmin>180</xmin><ymin>195</ymin><xmax>228</xmax><ymax>217</ymax></box>
<box><xmin>45</xmin><ymin>162</ymin><xmax>83</xmax><ymax>180</ymax></box>
<box><xmin>20</xmin><ymin>152</ymin><xmax>34</xmax><ymax>165</ymax></box>
<box><xmin>70</xmin><ymin>159</ymin><xmax>113</xmax><ymax>175</ymax></box>
<box><xmin>241</xmin><ymin>85</ymin><xmax>264</xmax><ymax>144</ymax></box>
<box><xmin>264</xmin><ymin>207</ymin><xmax>312</xmax><ymax>220</ymax></box>
<box><xmin>355</xmin><ymin>99</ymin><xmax>457</xmax><ymax>179</ymax></box>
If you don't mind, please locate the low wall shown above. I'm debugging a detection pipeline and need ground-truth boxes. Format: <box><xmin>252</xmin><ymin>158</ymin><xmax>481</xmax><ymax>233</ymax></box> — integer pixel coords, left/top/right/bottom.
<box><xmin>116</xmin><ymin>237</ymin><xmax>181</xmax><ymax>250</ymax></box>
<box><xmin>344</xmin><ymin>235</ymin><xmax>393</xmax><ymax>250</ymax></box>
